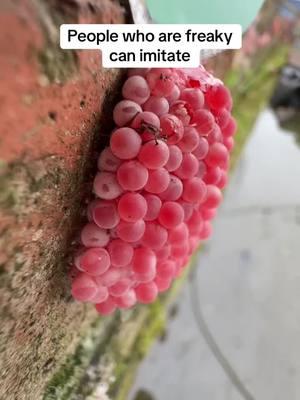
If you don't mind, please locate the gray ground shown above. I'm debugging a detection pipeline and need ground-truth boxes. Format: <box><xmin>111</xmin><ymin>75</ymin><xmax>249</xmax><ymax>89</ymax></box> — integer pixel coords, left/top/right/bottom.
<box><xmin>129</xmin><ymin>109</ymin><xmax>300</xmax><ymax>400</ymax></box>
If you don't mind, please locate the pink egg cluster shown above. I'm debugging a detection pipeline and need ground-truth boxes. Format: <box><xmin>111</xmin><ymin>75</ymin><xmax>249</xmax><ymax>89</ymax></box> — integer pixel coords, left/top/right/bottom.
<box><xmin>70</xmin><ymin>67</ymin><xmax>237</xmax><ymax>315</ymax></box>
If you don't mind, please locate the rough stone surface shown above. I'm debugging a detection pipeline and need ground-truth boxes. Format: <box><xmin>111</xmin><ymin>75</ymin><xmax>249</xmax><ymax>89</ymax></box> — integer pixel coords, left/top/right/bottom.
<box><xmin>0</xmin><ymin>1</ymin><xmax>128</xmax><ymax>399</ymax></box>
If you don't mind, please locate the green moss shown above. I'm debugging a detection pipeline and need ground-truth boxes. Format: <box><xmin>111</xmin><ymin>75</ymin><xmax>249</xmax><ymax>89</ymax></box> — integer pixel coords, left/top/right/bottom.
<box><xmin>43</xmin><ymin>304</ymin><xmax>164</xmax><ymax>400</ymax></box>
<box><xmin>43</xmin><ymin>321</ymin><xmax>98</xmax><ymax>400</ymax></box>
<box><xmin>135</xmin><ymin>301</ymin><xmax>165</xmax><ymax>358</ymax></box>
<box><xmin>35</xmin><ymin>0</ymin><xmax>78</xmax><ymax>83</ymax></box>
<box><xmin>0</xmin><ymin>167</ymin><xmax>17</xmax><ymax>210</ymax></box>
<box><xmin>226</xmin><ymin>45</ymin><xmax>289</xmax><ymax>170</ymax></box>
<box><xmin>109</xmin><ymin>301</ymin><xmax>166</xmax><ymax>400</ymax></box>
<box><xmin>38</xmin><ymin>47</ymin><xmax>77</xmax><ymax>84</ymax></box>
<box><xmin>43</xmin><ymin>317</ymin><xmax>111</xmax><ymax>400</ymax></box>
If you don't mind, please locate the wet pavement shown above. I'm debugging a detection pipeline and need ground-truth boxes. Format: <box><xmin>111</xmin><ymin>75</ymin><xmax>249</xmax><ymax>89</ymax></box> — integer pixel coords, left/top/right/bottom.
<box><xmin>129</xmin><ymin>109</ymin><xmax>300</xmax><ymax>400</ymax></box>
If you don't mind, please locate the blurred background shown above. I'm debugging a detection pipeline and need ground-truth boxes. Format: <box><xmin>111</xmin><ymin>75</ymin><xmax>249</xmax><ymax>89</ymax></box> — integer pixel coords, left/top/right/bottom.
<box><xmin>0</xmin><ymin>1</ymin><xmax>299</xmax><ymax>400</ymax></box>
<box><xmin>130</xmin><ymin>1</ymin><xmax>300</xmax><ymax>399</ymax></box>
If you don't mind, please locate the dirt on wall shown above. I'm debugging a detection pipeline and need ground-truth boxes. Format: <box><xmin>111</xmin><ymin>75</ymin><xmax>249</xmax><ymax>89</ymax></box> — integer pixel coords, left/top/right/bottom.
<box><xmin>0</xmin><ymin>1</ymin><xmax>130</xmax><ymax>399</ymax></box>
